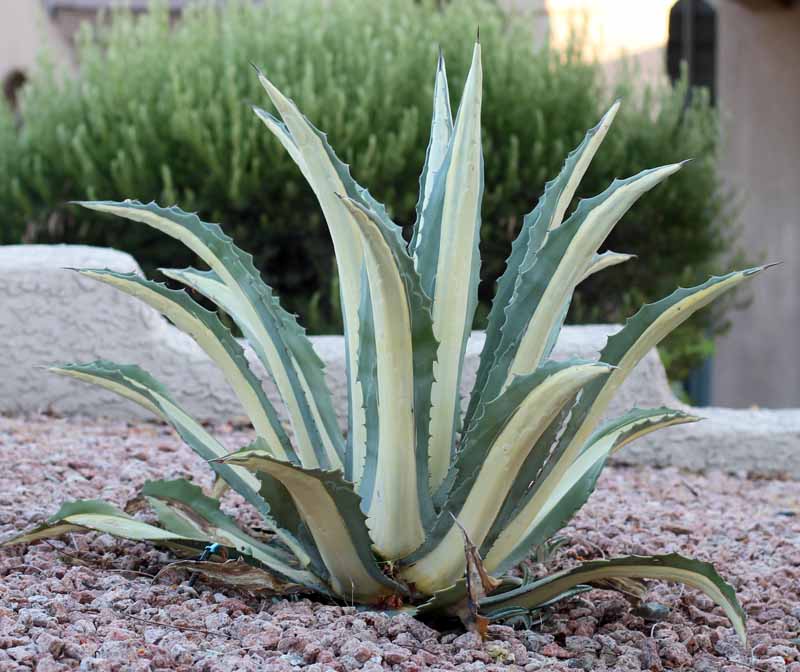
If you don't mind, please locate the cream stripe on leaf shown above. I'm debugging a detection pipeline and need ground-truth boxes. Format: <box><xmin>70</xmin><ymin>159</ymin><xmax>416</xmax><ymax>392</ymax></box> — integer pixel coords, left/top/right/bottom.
<box><xmin>48</xmin><ymin>360</ymin><xmax>312</xmax><ymax>567</ymax></box>
<box><xmin>159</xmin><ymin>268</ymin><xmax>254</xmax><ymax>337</ymax></box>
<box><xmin>523</xmin><ymin>249</ymin><xmax>635</xmax><ymax>383</ymax></box>
<box><xmin>556</xmin><ymin>268</ymin><xmax>763</xmax><ymax>475</ymax></box>
<box><xmin>253</xmin><ymin>67</ymin><xmax>389</xmax><ymax>486</ymax></box>
<box><xmin>581</xmin><ymin>251</ymin><xmax>636</xmax><ymax>283</ymax></box>
<box><xmin>74</xmin><ymin>269</ymin><xmax>296</xmax><ymax>463</ymax></box>
<box><xmin>474</xmin><ymin>403</ymin><xmax>578</xmax><ymax>560</ymax></box>
<box><xmin>339</xmin><ymin>196</ymin><xmax>437</xmax><ymax>560</ymax></box>
<box><xmin>550</xmin><ymin>101</ymin><xmax>621</xmax><ymax>235</ymax></box>
<box><xmin>1</xmin><ymin>500</ymin><xmax>196</xmax><ymax>548</ymax></box>
<box><xmin>484</xmin><ymin>408</ymin><xmax>701</xmax><ymax>573</ymax></box>
<box><xmin>400</xmin><ymin>360</ymin><xmax>612</xmax><ymax>594</ymax></box>
<box><xmin>471</xmin><ymin>163</ymin><xmax>683</xmax><ymax>425</ymax></box>
<box><xmin>217</xmin><ymin>441</ymin><xmax>400</xmax><ymax>603</ymax></box>
<box><xmin>526</xmin><ymin>250</ymin><xmax>637</xmax><ymax>379</ymax></box>
<box><xmin>251</xmin><ymin>107</ymin><xmax>309</xmax><ymax>178</ymax></box>
<box><xmin>413</xmin><ymin>42</ymin><xmax>483</xmax><ymax>494</ymax></box>
<box><xmin>505</xmin><ymin>163</ymin><xmax>683</xmax><ymax>382</ymax></box>
<box><xmin>484</xmin><ymin>268</ymin><xmax>763</xmax><ymax>578</ymax></box>
<box><xmin>480</xmin><ymin>554</ymin><xmax>747</xmax><ymax>646</ymax></box>
<box><xmin>75</xmin><ymin>200</ymin><xmax>342</xmax><ymax>472</ymax></box>
<box><xmin>581</xmin><ymin>406</ymin><xmax>702</xmax><ymax>458</ymax></box>
<box><xmin>464</xmin><ymin>102</ymin><xmax>620</xmax><ymax>431</ymax></box>
<box><xmin>158</xmin><ymin>266</ymin><xmax>341</xmax><ymax>471</ymax></box>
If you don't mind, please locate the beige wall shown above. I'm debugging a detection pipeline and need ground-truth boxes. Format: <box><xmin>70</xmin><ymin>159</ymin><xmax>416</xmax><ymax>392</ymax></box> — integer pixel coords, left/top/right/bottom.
<box><xmin>498</xmin><ymin>0</ymin><xmax>674</xmax><ymax>86</ymax></box>
<box><xmin>0</xmin><ymin>2</ymin><xmax>71</xmax><ymax>90</ymax></box>
<box><xmin>711</xmin><ymin>2</ymin><xmax>800</xmax><ymax>407</ymax></box>
<box><xmin>546</xmin><ymin>0</ymin><xmax>674</xmax><ymax>85</ymax></box>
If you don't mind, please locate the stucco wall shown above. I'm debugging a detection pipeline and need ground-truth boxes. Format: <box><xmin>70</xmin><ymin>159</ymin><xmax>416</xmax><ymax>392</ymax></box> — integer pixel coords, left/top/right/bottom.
<box><xmin>0</xmin><ymin>245</ymin><xmax>675</xmax><ymax>427</ymax></box>
<box><xmin>711</xmin><ymin>2</ymin><xmax>800</xmax><ymax>407</ymax></box>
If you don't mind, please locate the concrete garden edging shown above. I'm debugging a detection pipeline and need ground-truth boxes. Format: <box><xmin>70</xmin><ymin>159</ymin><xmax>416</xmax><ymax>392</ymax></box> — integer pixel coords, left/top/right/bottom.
<box><xmin>2</xmin><ymin>244</ymin><xmax>798</xmax><ymax>477</ymax></box>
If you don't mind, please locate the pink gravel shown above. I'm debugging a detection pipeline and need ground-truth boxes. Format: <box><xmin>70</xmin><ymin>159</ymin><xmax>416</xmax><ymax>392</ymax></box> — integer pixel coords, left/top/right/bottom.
<box><xmin>0</xmin><ymin>413</ymin><xmax>798</xmax><ymax>671</ymax></box>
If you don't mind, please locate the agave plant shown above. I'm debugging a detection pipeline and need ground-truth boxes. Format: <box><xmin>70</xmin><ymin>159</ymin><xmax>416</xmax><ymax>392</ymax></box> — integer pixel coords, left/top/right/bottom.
<box><xmin>5</xmin><ymin>42</ymin><xmax>760</xmax><ymax>643</ymax></box>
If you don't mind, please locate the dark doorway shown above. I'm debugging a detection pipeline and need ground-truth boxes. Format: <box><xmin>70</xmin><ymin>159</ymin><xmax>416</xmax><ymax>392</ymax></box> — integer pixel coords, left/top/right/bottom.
<box><xmin>667</xmin><ymin>0</ymin><xmax>717</xmax><ymax>103</ymax></box>
<box><xmin>666</xmin><ymin>0</ymin><xmax>718</xmax><ymax>406</ymax></box>
<box><xmin>3</xmin><ymin>70</ymin><xmax>27</xmax><ymax>110</ymax></box>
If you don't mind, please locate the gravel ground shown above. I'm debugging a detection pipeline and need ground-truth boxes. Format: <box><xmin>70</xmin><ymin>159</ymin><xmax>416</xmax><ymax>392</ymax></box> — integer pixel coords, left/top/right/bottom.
<box><xmin>0</xmin><ymin>414</ymin><xmax>798</xmax><ymax>672</ymax></box>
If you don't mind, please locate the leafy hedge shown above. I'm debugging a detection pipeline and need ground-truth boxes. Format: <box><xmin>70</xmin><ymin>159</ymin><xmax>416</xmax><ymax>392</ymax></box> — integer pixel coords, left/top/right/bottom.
<box><xmin>0</xmin><ymin>0</ymin><xmax>743</xmax><ymax>382</ymax></box>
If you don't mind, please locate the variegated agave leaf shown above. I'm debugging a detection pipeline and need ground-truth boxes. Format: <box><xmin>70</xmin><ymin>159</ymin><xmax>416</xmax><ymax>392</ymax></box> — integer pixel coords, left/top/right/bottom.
<box><xmin>470</xmin><ymin>162</ymin><xmax>685</xmax><ymax>426</ymax></box>
<box><xmin>401</xmin><ymin>360</ymin><xmax>613</xmax><ymax>593</ymax></box>
<box><xmin>480</xmin><ymin>554</ymin><xmax>748</xmax><ymax>646</ymax></box>
<box><xmin>216</xmin><ymin>439</ymin><xmax>401</xmax><ymax>603</ymax></box>
<box><xmin>72</xmin><ymin>269</ymin><xmax>296</xmax><ymax>463</ymax></box>
<box><xmin>48</xmin><ymin>362</ymin><xmax>264</xmax><ymax>507</ymax></box>
<box><xmin>485</xmin><ymin>269</ymin><xmax>764</xmax><ymax>577</ymax></box>
<box><xmin>338</xmin><ymin>195</ymin><xmax>437</xmax><ymax>560</ymax></box>
<box><xmin>411</xmin><ymin>48</ymin><xmax>452</xmax><ymax>259</ymax></box>
<box><xmin>252</xmin><ymin>64</ymin><xmax>394</xmax><ymax>488</ymax></box>
<box><xmin>141</xmin><ymin>478</ymin><xmax>324</xmax><ymax>589</ymax></box>
<box><xmin>413</xmin><ymin>43</ymin><xmax>483</xmax><ymax>494</ymax></box>
<box><xmin>464</xmin><ymin>100</ymin><xmax>620</xmax><ymax>431</ymax></box>
<box><xmin>483</xmin><ymin>408</ymin><xmax>701</xmax><ymax>574</ymax></box>
<box><xmin>75</xmin><ymin>200</ymin><xmax>343</xmax><ymax>472</ymax></box>
<box><xmin>45</xmin><ymin>360</ymin><xmax>308</xmax><ymax>564</ymax></box>
<box><xmin>1</xmin><ymin>500</ymin><xmax>197</xmax><ymax>548</ymax></box>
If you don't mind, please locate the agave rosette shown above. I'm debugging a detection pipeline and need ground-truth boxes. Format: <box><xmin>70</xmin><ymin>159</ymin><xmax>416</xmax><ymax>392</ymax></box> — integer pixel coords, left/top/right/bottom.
<box><xmin>4</xmin><ymin>42</ymin><xmax>760</xmax><ymax>645</ymax></box>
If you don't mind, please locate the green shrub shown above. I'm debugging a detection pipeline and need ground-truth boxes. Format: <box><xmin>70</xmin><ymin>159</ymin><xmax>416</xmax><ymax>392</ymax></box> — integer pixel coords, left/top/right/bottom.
<box><xmin>0</xmin><ymin>0</ymin><xmax>743</xmax><ymax>380</ymax></box>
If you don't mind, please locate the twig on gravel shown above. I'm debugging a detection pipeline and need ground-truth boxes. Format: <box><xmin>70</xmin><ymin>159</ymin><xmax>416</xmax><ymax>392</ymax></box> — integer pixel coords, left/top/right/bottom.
<box><xmin>44</xmin><ymin>540</ymin><xmax>91</xmax><ymax>566</ymax></box>
<box><xmin>576</xmin><ymin>536</ymin><xmax>607</xmax><ymax>559</ymax></box>
<box><xmin>44</xmin><ymin>540</ymin><xmax>156</xmax><ymax>578</ymax></box>
<box><xmin>112</xmin><ymin>604</ymin><xmax>236</xmax><ymax>640</ymax></box>
<box><xmin>107</xmin><ymin>568</ymin><xmax>157</xmax><ymax>579</ymax></box>
<box><xmin>112</xmin><ymin>604</ymin><xmax>267</xmax><ymax>655</ymax></box>
<box><xmin>3</xmin><ymin>564</ymin><xmax>44</xmax><ymax>574</ymax></box>
<box><xmin>731</xmin><ymin>656</ymin><xmax>758</xmax><ymax>671</ymax></box>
